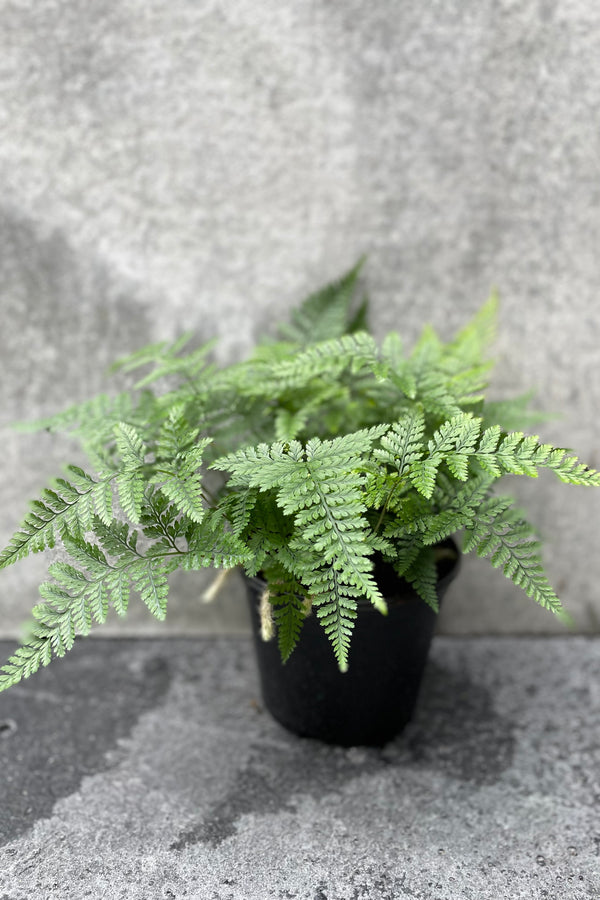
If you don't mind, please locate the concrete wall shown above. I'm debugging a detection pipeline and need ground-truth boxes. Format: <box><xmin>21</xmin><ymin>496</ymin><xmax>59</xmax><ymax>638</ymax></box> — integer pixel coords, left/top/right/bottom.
<box><xmin>2</xmin><ymin>1</ymin><xmax>600</xmax><ymax>638</ymax></box>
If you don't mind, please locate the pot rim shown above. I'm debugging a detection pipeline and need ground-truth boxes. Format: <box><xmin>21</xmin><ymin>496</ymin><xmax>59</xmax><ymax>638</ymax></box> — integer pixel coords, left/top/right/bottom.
<box><xmin>245</xmin><ymin>538</ymin><xmax>460</xmax><ymax>613</ymax></box>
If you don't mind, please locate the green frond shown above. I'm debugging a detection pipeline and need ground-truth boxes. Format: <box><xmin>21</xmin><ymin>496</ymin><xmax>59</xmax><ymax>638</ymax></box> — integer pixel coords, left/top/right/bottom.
<box><xmin>408</xmin><ymin>456</ymin><xmax>442</xmax><ymax>499</ymax></box>
<box><xmin>155</xmin><ymin>408</ymin><xmax>200</xmax><ymax>460</ymax></box>
<box><xmin>92</xmin><ymin>517</ymin><xmax>141</xmax><ymax>561</ymax></box>
<box><xmin>217</xmin><ymin>487</ymin><xmax>259</xmax><ymax>537</ymax></box>
<box><xmin>274</xmin><ymin>407</ymin><xmax>309</xmax><ymax>442</ymax></box>
<box><xmin>151</xmin><ymin>438</ymin><xmax>212</xmax><ymax>524</ymax></box>
<box><xmin>61</xmin><ymin>532</ymin><xmax>109</xmax><ymax>575</ymax></box>
<box><xmin>2</xmin><ymin>263</ymin><xmax>599</xmax><ymax>685</ymax></box>
<box><xmin>212</xmin><ymin>441</ymin><xmax>304</xmax><ymax>490</ymax></box>
<box><xmin>133</xmin><ymin>342</ymin><xmax>217</xmax><ymax>389</ymax></box>
<box><xmin>218</xmin><ymin>332</ymin><xmax>383</xmax><ymax>404</ymax></box>
<box><xmin>363</xmin><ymin>470</ymin><xmax>401</xmax><ymax>511</ymax></box>
<box><xmin>182</xmin><ymin>510</ymin><xmax>253</xmax><ymax>570</ymax></box>
<box><xmin>104</xmin><ymin>568</ymin><xmax>131</xmax><ymax>616</ymax></box>
<box><xmin>547</xmin><ymin>454</ymin><xmax>600</xmax><ymax>487</ymax></box>
<box><xmin>374</xmin><ymin>408</ymin><xmax>425</xmax><ymax>474</ymax></box>
<box><xmin>444</xmin><ymin>293</ymin><xmax>498</xmax><ymax>372</ymax></box>
<box><xmin>109</xmin><ymin>332</ymin><xmax>217</xmax><ymax>389</ymax></box>
<box><xmin>130</xmin><ymin>559</ymin><xmax>172</xmax><ymax>619</ymax></box>
<box><xmin>347</xmin><ymin>294</ymin><xmax>370</xmax><ymax>334</ymax></box>
<box><xmin>13</xmin><ymin>392</ymin><xmax>134</xmax><ymax>439</ymax></box>
<box><xmin>404</xmin><ymin>548</ymin><xmax>439</xmax><ymax>611</ymax></box>
<box><xmin>386</xmin><ymin>533</ymin><xmax>425</xmax><ymax>578</ymax></box>
<box><xmin>115</xmin><ymin>470</ymin><xmax>145</xmax><ymax>523</ymax></box>
<box><xmin>0</xmin><ymin>534</ymin><xmax>154</xmax><ymax>691</ymax></box>
<box><xmin>272</xmin><ymin>332</ymin><xmax>384</xmax><ymax>391</ymax></box>
<box><xmin>0</xmin><ymin>472</ymin><xmax>110</xmax><ymax>571</ymax></box>
<box><xmin>410</xmin><ymin>324</ymin><xmax>443</xmax><ymax>372</ymax></box>
<box><xmin>216</xmin><ymin>430</ymin><xmax>389</xmax><ymax>668</ymax></box>
<box><xmin>412</xmin><ymin>370</ymin><xmax>464</xmax><ymax>420</ymax></box>
<box><xmin>305</xmin><ymin>566</ymin><xmax>358</xmax><ymax>673</ymax></box>
<box><xmin>461</xmin><ymin>496</ymin><xmax>517</xmax><ymax>554</ymax></box>
<box><xmin>474</xmin><ymin>430</ymin><xmax>600</xmax><ymax>485</ymax></box>
<box><xmin>92</xmin><ymin>479</ymin><xmax>114</xmax><ymax>525</ymax></box>
<box><xmin>114</xmin><ymin>422</ymin><xmax>146</xmax><ymax>467</ymax></box>
<box><xmin>108</xmin><ymin>332</ymin><xmax>194</xmax><ymax>374</ymax></box>
<box><xmin>382</xmin><ymin>333</ymin><xmax>418</xmax><ymax>399</ymax></box>
<box><xmin>261</xmin><ymin>561</ymin><xmax>307</xmax><ymax>663</ymax></box>
<box><xmin>139</xmin><ymin>487</ymin><xmax>187</xmax><ymax>541</ymax></box>
<box><xmin>430</xmin><ymin>413</ymin><xmax>482</xmax><ymax>480</ymax></box>
<box><xmin>465</xmin><ymin>507</ymin><xmax>564</xmax><ymax>614</ymax></box>
<box><xmin>305</xmin><ymin>425</ymin><xmax>388</xmax><ymax>465</ymax></box>
<box><xmin>420</xmin><ymin>474</ymin><xmax>497</xmax><ymax>545</ymax></box>
<box><xmin>278</xmin><ymin>257</ymin><xmax>367</xmax><ymax>345</ymax></box>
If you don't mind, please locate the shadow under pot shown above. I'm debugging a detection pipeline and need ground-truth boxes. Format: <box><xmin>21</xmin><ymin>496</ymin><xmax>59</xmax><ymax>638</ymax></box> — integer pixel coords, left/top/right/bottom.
<box><xmin>245</xmin><ymin>541</ymin><xmax>460</xmax><ymax>747</ymax></box>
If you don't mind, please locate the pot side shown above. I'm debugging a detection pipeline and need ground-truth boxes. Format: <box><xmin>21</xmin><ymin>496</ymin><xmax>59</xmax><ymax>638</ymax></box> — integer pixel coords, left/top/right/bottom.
<box><xmin>246</xmin><ymin>543</ymin><xmax>460</xmax><ymax>747</ymax></box>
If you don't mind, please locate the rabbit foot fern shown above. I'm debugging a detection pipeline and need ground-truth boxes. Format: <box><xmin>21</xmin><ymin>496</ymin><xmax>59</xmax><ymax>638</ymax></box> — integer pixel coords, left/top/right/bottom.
<box><xmin>1</xmin><ymin>260</ymin><xmax>599</xmax><ymax>688</ymax></box>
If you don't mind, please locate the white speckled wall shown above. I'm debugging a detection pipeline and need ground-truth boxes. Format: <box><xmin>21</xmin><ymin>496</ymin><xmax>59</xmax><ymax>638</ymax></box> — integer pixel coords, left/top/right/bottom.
<box><xmin>1</xmin><ymin>1</ymin><xmax>599</xmax><ymax>635</ymax></box>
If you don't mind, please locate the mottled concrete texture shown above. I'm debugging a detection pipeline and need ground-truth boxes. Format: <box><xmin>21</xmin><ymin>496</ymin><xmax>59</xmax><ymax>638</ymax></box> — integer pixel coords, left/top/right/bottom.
<box><xmin>1</xmin><ymin>1</ymin><xmax>600</xmax><ymax>635</ymax></box>
<box><xmin>0</xmin><ymin>636</ymin><xmax>599</xmax><ymax>899</ymax></box>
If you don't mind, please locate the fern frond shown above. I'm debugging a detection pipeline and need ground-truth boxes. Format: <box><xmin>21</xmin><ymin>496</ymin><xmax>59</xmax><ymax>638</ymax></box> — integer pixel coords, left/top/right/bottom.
<box><xmin>92</xmin><ymin>517</ymin><xmax>141</xmax><ymax>561</ymax></box>
<box><xmin>408</xmin><ymin>456</ymin><xmax>442</xmax><ymax>500</ymax></box>
<box><xmin>109</xmin><ymin>332</ymin><xmax>194</xmax><ymax>374</ymax></box>
<box><xmin>272</xmin><ymin>332</ymin><xmax>384</xmax><ymax>391</ymax></box>
<box><xmin>374</xmin><ymin>408</ymin><xmax>426</xmax><ymax>474</ymax></box>
<box><xmin>216</xmin><ymin>487</ymin><xmax>258</xmax><ymax>537</ymax></box>
<box><xmin>430</xmin><ymin>413</ymin><xmax>482</xmax><ymax>481</ymax></box>
<box><xmin>260</xmin><ymin>561</ymin><xmax>307</xmax><ymax>663</ymax></box>
<box><xmin>155</xmin><ymin>408</ymin><xmax>200</xmax><ymax>459</ymax></box>
<box><xmin>182</xmin><ymin>510</ymin><xmax>252</xmax><ymax>570</ymax></box>
<box><xmin>134</xmin><ymin>342</ymin><xmax>217</xmax><ymax>389</ymax></box>
<box><xmin>461</xmin><ymin>496</ymin><xmax>517</xmax><ymax>553</ymax></box>
<box><xmin>212</xmin><ymin>440</ymin><xmax>304</xmax><ymax>489</ymax></box>
<box><xmin>413</xmin><ymin>369</ymin><xmax>464</xmax><ymax>420</ymax></box>
<box><xmin>274</xmin><ymin>407</ymin><xmax>310</xmax><ymax>442</ymax></box>
<box><xmin>220</xmin><ymin>332</ymin><xmax>383</xmax><ymax>400</ymax></box>
<box><xmin>0</xmin><ymin>532</ymin><xmax>166</xmax><ymax>691</ymax></box>
<box><xmin>419</xmin><ymin>474</ymin><xmax>497</xmax><ymax>545</ymax></box>
<box><xmin>130</xmin><ymin>559</ymin><xmax>173</xmax><ymax>619</ymax></box>
<box><xmin>465</xmin><ymin>507</ymin><xmax>563</xmax><ymax>614</ymax></box>
<box><xmin>410</xmin><ymin>324</ymin><xmax>443</xmax><ymax>372</ymax></box>
<box><xmin>404</xmin><ymin>548</ymin><xmax>439</xmax><ymax>611</ymax></box>
<box><xmin>363</xmin><ymin>470</ymin><xmax>401</xmax><ymax>511</ymax></box>
<box><xmin>474</xmin><ymin>429</ymin><xmax>600</xmax><ymax>486</ymax></box>
<box><xmin>115</xmin><ymin>470</ymin><xmax>145</xmax><ymax>523</ymax></box>
<box><xmin>304</xmin><ymin>566</ymin><xmax>358</xmax><ymax>673</ymax></box>
<box><xmin>386</xmin><ymin>533</ymin><xmax>425</xmax><ymax>577</ymax></box>
<box><xmin>151</xmin><ymin>438</ymin><xmax>212</xmax><ymax>524</ymax></box>
<box><xmin>381</xmin><ymin>333</ymin><xmax>418</xmax><ymax>399</ymax></box>
<box><xmin>278</xmin><ymin>257</ymin><xmax>367</xmax><ymax>345</ymax></box>
<box><xmin>0</xmin><ymin>472</ymin><xmax>111</xmax><ymax>571</ymax></box>
<box><xmin>139</xmin><ymin>487</ymin><xmax>188</xmax><ymax>542</ymax></box>
<box><xmin>444</xmin><ymin>293</ymin><xmax>498</xmax><ymax>372</ymax></box>
<box><xmin>114</xmin><ymin>422</ymin><xmax>146</xmax><ymax>467</ymax></box>
<box><xmin>216</xmin><ymin>430</ymin><xmax>388</xmax><ymax>669</ymax></box>
<box><xmin>109</xmin><ymin>332</ymin><xmax>217</xmax><ymax>389</ymax></box>
<box><xmin>13</xmin><ymin>392</ymin><xmax>134</xmax><ymax>438</ymax></box>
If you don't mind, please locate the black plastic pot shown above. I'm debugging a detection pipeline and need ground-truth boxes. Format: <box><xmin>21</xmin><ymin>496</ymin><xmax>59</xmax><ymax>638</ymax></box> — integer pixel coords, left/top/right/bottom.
<box><xmin>246</xmin><ymin>544</ymin><xmax>460</xmax><ymax>747</ymax></box>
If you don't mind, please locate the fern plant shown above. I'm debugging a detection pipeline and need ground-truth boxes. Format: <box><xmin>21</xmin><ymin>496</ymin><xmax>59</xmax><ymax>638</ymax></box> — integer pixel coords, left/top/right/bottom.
<box><xmin>1</xmin><ymin>259</ymin><xmax>599</xmax><ymax>688</ymax></box>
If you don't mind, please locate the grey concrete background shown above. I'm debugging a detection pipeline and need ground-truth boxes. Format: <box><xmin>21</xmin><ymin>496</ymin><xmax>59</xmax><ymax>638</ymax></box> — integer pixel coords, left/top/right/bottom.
<box><xmin>1</xmin><ymin>1</ymin><xmax>600</xmax><ymax>638</ymax></box>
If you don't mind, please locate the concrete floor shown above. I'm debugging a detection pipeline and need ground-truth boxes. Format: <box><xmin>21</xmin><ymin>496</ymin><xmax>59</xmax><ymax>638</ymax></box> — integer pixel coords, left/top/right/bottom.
<box><xmin>0</xmin><ymin>636</ymin><xmax>598</xmax><ymax>899</ymax></box>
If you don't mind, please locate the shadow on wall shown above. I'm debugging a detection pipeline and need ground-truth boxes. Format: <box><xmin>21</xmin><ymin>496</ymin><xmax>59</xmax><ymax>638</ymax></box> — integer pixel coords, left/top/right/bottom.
<box><xmin>1</xmin><ymin>207</ymin><xmax>155</xmax><ymax>421</ymax></box>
